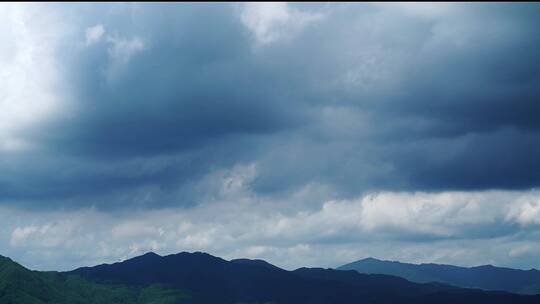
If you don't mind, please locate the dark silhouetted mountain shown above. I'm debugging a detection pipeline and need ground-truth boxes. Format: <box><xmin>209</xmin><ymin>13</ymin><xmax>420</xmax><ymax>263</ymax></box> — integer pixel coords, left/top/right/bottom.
<box><xmin>2</xmin><ymin>253</ymin><xmax>539</xmax><ymax>303</ymax></box>
<box><xmin>70</xmin><ymin>251</ymin><xmax>540</xmax><ymax>303</ymax></box>
<box><xmin>0</xmin><ymin>254</ymin><xmax>191</xmax><ymax>303</ymax></box>
<box><xmin>230</xmin><ymin>258</ymin><xmax>283</xmax><ymax>271</ymax></box>
<box><xmin>338</xmin><ymin>257</ymin><xmax>540</xmax><ymax>295</ymax></box>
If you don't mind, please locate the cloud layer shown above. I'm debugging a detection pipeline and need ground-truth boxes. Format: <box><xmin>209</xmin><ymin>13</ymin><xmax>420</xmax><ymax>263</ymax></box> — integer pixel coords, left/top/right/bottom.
<box><xmin>1</xmin><ymin>3</ymin><xmax>540</xmax><ymax>270</ymax></box>
<box><xmin>2</xmin><ymin>182</ymin><xmax>540</xmax><ymax>271</ymax></box>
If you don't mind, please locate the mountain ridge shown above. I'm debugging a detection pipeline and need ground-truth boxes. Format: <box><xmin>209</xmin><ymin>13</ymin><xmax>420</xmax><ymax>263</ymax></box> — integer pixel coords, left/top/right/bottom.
<box><xmin>350</xmin><ymin>257</ymin><xmax>539</xmax><ymax>271</ymax></box>
<box><xmin>338</xmin><ymin>257</ymin><xmax>540</xmax><ymax>295</ymax></box>
<box><xmin>0</xmin><ymin>253</ymin><xmax>189</xmax><ymax>303</ymax></box>
<box><xmin>69</xmin><ymin>251</ymin><xmax>540</xmax><ymax>303</ymax></box>
<box><xmin>2</xmin><ymin>252</ymin><xmax>540</xmax><ymax>303</ymax></box>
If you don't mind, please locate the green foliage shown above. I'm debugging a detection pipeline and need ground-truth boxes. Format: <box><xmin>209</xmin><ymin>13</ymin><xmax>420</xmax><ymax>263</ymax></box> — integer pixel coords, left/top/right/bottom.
<box><xmin>0</xmin><ymin>256</ymin><xmax>192</xmax><ymax>304</ymax></box>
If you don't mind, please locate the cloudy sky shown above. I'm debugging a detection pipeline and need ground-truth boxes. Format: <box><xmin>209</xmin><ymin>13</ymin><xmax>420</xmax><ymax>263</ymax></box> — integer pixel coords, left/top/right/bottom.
<box><xmin>1</xmin><ymin>2</ymin><xmax>540</xmax><ymax>271</ymax></box>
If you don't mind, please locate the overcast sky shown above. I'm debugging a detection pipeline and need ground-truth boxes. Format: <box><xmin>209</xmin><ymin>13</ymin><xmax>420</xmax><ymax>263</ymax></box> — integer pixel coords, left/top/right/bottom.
<box><xmin>1</xmin><ymin>2</ymin><xmax>540</xmax><ymax>271</ymax></box>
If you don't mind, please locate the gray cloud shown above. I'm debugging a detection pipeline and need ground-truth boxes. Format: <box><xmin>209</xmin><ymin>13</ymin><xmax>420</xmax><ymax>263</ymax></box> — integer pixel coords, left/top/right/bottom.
<box><xmin>2</xmin><ymin>3</ymin><xmax>540</xmax><ymax>208</ymax></box>
<box><xmin>3</xmin><ymin>187</ymin><xmax>540</xmax><ymax>271</ymax></box>
<box><xmin>2</xmin><ymin>3</ymin><xmax>540</xmax><ymax>270</ymax></box>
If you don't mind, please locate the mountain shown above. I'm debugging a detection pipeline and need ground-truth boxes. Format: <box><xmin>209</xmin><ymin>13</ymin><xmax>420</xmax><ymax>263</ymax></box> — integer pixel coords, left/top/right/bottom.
<box><xmin>0</xmin><ymin>254</ymin><xmax>190</xmax><ymax>304</ymax></box>
<box><xmin>70</xmin><ymin>251</ymin><xmax>540</xmax><ymax>304</ymax></box>
<box><xmin>2</xmin><ymin>252</ymin><xmax>540</xmax><ymax>303</ymax></box>
<box><xmin>338</xmin><ymin>257</ymin><xmax>540</xmax><ymax>295</ymax></box>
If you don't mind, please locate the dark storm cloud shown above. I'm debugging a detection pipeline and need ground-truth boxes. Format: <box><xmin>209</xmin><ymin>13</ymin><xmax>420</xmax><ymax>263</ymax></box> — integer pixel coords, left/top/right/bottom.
<box><xmin>2</xmin><ymin>3</ymin><xmax>540</xmax><ymax>208</ymax></box>
<box><xmin>51</xmin><ymin>4</ymin><xmax>301</xmax><ymax>158</ymax></box>
<box><xmin>249</xmin><ymin>3</ymin><xmax>540</xmax><ymax>195</ymax></box>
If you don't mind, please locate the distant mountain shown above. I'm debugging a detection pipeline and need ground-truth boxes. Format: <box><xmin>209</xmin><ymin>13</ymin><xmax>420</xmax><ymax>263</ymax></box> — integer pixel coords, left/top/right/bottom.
<box><xmin>2</xmin><ymin>253</ymin><xmax>540</xmax><ymax>303</ymax></box>
<box><xmin>338</xmin><ymin>257</ymin><xmax>540</xmax><ymax>295</ymax></box>
<box><xmin>70</xmin><ymin>251</ymin><xmax>540</xmax><ymax>303</ymax></box>
<box><xmin>230</xmin><ymin>258</ymin><xmax>283</xmax><ymax>271</ymax></box>
<box><xmin>0</xmin><ymin>254</ymin><xmax>190</xmax><ymax>303</ymax></box>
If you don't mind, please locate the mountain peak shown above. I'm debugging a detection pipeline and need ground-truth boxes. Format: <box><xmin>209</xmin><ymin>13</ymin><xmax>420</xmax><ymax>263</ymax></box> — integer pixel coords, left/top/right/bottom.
<box><xmin>359</xmin><ymin>257</ymin><xmax>383</xmax><ymax>262</ymax></box>
<box><xmin>230</xmin><ymin>258</ymin><xmax>283</xmax><ymax>271</ymax></box>
<box><xmin>122</xmin><ymin>251</ymin><xmax>162</xmax><ymax>263</ymax></box>
<box><xmin>140</xmin><ymin>251</ymin><xmax>161</xmax><ymax>258</ymax></box>
<box><xmin>164</xmin><ymin>251</ymin><xmax>226</xmax><ymax>262</ymax></box>
<box><xmin>338</xmin><ymin>257</ymin><xmax>540</xmax><ymax>295</ymax></box>
<box><xmin>3</xmin><ymin>251</ymin><xmax>540</xmax><ymax>304</ymax></box>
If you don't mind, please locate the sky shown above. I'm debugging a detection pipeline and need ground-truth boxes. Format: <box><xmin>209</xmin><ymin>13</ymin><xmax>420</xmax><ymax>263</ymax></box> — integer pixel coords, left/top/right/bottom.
<box><xmin>1</xmin><ymin>2</ymin><xmax>540</xmax><ymax>271</ymax></box>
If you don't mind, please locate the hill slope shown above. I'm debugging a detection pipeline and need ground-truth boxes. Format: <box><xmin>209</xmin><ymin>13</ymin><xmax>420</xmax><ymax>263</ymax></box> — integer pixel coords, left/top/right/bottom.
<box><xmin>71</xmin><ymin>251</ymin><xmax>540</xmax><ymax>304</ymax></box>
<box><xmin>338</xmin><ymin>257</ymin><xmax>540</xmax><ymax>295</ymax></box>
<box><xmin>2</xmin><ymin>253</ymin><xmax>540</xmax><ymax>303</ymax></box>
<box><xmin>0</xmin><ymin>255</ymin><xmax>190</xmax><ymax>304</ymax></box>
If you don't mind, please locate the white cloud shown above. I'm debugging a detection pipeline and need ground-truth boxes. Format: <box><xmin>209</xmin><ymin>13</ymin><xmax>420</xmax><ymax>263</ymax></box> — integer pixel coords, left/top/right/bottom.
<box><xmin>82</xmin><ymin>22</ymin><xmax>147</xmax><ymax>82</ymax></box>
<box><xmin>111</xmin><ymin>221</ymin><xmax>163</xmax><ymax>239</ymax></box>
<box><xmin>3</xmin><ymin>180</ymin><xmax>540</xmax><ymax>271</ymax></box>
<box><xmin>357</xmin><ymin>191</ymin><xmax>508</xmax><ymax>236</ymax></box>
<box><xmin>0</xmin><ymin>4</ymin><xmax>66</xmax><ymax>151</ymax></box>
<box><xmin>506</xmin><ymin>195</ymin><xmax>540</xmax><ymax>225</ymax></box>
<box><xmin>105</xmin><ymin>35</ymin><xmax>145</xmax><ymax>81</ymax></box>
<box><xmin>240</xmin><ymin>3</ymin><xmax>323</xmax><ymax>45</ymax></box>
<box><xmin>107</xmin><ymin>36</ymin><xmax>145</xmax><ymax>64</ymax></box>
<box><xmin>85</xmin><ymin>24</ymin><xmax>105</xmax><ymax>46</ymax></box>
<box><xmin>83</xmin><ymin>21</ymin><xmax>146</xmax><ymax>83</ymax></box>
<box><xmin>10</xmin><ymin>222</ymin><xmax>74</xmax><ymax>248</ymax></box>
<box><xmin>10</xmin><ymin>226</ymin><xmax>39</xmax><ymax>246</ymax></box>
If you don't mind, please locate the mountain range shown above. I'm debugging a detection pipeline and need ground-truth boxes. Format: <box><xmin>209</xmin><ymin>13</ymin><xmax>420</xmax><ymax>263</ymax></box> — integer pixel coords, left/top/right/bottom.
<box><xmin>338</xmin><ymin>257</ymin><xmax>540</xmax><ymax>295</ymax></box>
<box><xmin>1</xmin><ymin>252</ymin><xmax>540</xmax><ymax>303</ymax></box>
<box><xmin>0</xmin><ymin>254</ymin><xmax>189</xmax><ymax>303</ymax></box>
